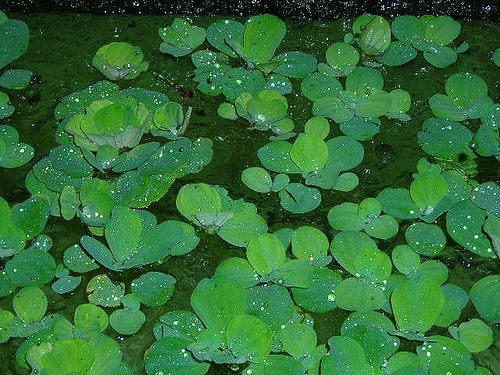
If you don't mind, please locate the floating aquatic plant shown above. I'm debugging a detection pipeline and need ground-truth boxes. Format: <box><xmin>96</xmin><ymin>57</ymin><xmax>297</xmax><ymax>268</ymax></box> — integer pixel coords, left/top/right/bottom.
<box><xmin>0</xmin><ymin>11</ymin><xmax>498</xmax><ymax>375</ymax></box>
<box><xmin>92</xmin><ymin>41</ymin><xmax>149</xmax><ymax>80</ymax></box>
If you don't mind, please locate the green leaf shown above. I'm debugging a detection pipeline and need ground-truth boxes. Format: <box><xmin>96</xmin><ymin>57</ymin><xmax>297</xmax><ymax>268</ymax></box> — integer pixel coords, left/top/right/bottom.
<box><xmin>63</xmin><ymin>244</ymin><xmax>99</xmax><ymax>273</ymax></box>
<box><xmin>290</xmin><ymin>133</ymin><xmax>328</xmax><ymax>174</ymax></box>
<box><xmin>13</xmin><ymin>287</ymin><xmax>47</xmax><ymax>323</ymax></box>
<box><xmin>291</xmin><ymin>266</ymin><xmax>342</xmax><ymax>313</ymax></box>
<box><xmin>405</xmin><ymin>222</ymin><xmax>446</xmax><ymax>256</ymax></box>
<box><xmin>273</xmin><ymin>259</ymin><xmax>313</xmax><ymax>288</ymax></box>
<box><xmin>145</xmin><ymin>337</ymin><xmax>210</xmax><ymax>375</ymax></box>
<box><xmin>217</xmin><ymin>102</ymin><xmax>238</xmax><ymax>120</ymax></box>
<box><xmin>41</xmin><ymin>338</ymin><xmax>95</xmax><ymax>374</ymax></box>
<box><xmin>321</xmin><ymin>336</ymin><xmax>374</xmax><ymax>374</ymax></box>
<box><xmin>417</xmin><ymin>336</ymin><xmax>474</xmax><ymax>375</ymax></box>
<box><xmin>226</xmin><ymin>314</ymin><xmax>272</xmax><ymax>363</ymax></box>
<box><xmin>304</xmin><ymin>117</ymin><xmax>330</xmax><ymax>139</ymax></box>
<box><xmin>247</xmin><ymin>284</ymin><xmax>294</xmax><ymax>335</ymax></box>
<box><xmin>391</xmin><ymin>278</ymin><xmax>445</xmax><ymax>333</ymax></box>
<box><xmin>110</xmin><ymin>308</ymin><xmax>146</xmax><ymax>335</ymax></box>
<box><xmin>355</xmin><ymin>89</ymin><xmax>391</xmax><ymax>118</ymax></box>
<box><xmin>418</xmin><ymin>118</ymin><xmax>474</xmax><ymax>158</ymax></box>
<box><xmin>104</xmin><ymin>206</ymin><xmax>142</xmax><ymax>264</ymax></box>
<box><xmin>291</xmin><ymin>226</ymin><xmax>329</xmax><ymax>261</ymax></box>
<box><xmin>353</xmin><ymin>247</ymin><xmax>392</xmax><ymax>283</ymax></box>
<box><xmin>446</xmin><ymin>72</ymin><xmax>489</xmax><ymax>107</ymax></box>
<box><xmin>206</xmin><ymin>19</ymin><xmax>243</xmax><ymax>57</ymax></box>
<box><xmin>364</xmin><ymin>215</ymin><xmax>399</xmax><ymax>240</ymax></box>
<box><xmin>0</xmin><ymin>69</ymin><xmax>32</xmax><ymax>89</ymax></box>
<box><xmin>11</xmin><ymin>195</ymin><xmax>50</xmax><ymax>241</ymax></box>
<box><xmin>474</xmin><ymin>124</ymin><xmax>500</xmax><ymax>157</ymax></box>
<box><xmin>341</xmin><ymin>311</ymin><xmax>399</xmax><ymax>367</ymax></box>
<box><xmin>258</xmin><ymin>140</ymin><xmax>301</xmax><ymax>174</ymax></box>
<box><xmin>330</xmin><ymin>231</ymin><xmax>378</xmax><ymax>276</ymax></box>
<box><xmin>313</xmin><ymin>96</ymin><xmax>353</xmax><ymax>123</ymax></box>
<box><xmin>326</xmin><ymin>136</ymin><xmax>364</xmax><ymax>171</ymax></box>
<box><xmin>423</xmin><ymin>16</ymin><xmax>461</xmax><ymax>46</ymax></box>
<box><xmin>74</xmin><ymin>303</ymin><xmax>108</xmax><ymax>335</ymax></box>
<box><xmin>392</xmin><ymin>245</ymin><xmax>420</xmax><ymax>276</ymax></box>
<box><xmin>218</xmin><ymin>211</ymin><xmax>268</xmax><ymax>248</ymax></box>
<box><xmin>244</xmin><ymin>355</ymin><xmax>305</xmax><ymax>375</ymax></box>
<box><xmin>435</xmin><ymin>283</ymin><xmax>469</xmax><ymax>327</ymax></box>
<box><xmin>271</xmin><ymin>51</ymin><xmax>317</xmax><ymax>78</ymax></box>
<box><xmin>279</xmin><ymin>183</ymin><xmax>321</xmax><ymax>214</ymax></box>
<box><xmin>0</xmin><ymin>308</ymin><xmax>15</xmax><ymax>343</ymax></box>
<box><xmin>446</xmin><ymin>200</ymin><xmax>494</xmax><ymax>258</ymax></box>
<box><xmin>325</xmin><ymin>42</ymin><xmax>360</xmax><ymax>76</ymax></box>
<box><xmin>377</xmin><ymin>188</ymin><xmax>420</xmax><ymax>220</ymax></box>
<box><xmin>153</xmin><ymin>310</ymin><xmax>204</xmax><ymax>342</ymax></box>
<box><xmin>0</xmin><ymin>17</ymin><xmax>29</xmax><ymax>70</ymax></box>
<box><xmin>51</xmin><ymin>275</ymin><xmax>82</xmax><ymax>294</ymax></box>
<box><xmin>339</xmin><ymin>116</ymin><xmax>380</xmax><ymax>141</ymax></box>
<box><xmin>55</xmin><ymin>80</ymin><xmax>119</xmax><ymax>120</ymax></box>
<box><xmin>6</xmin><ymin>250</ymin><xmax>56</xmax><ymax>287</ymax></box>
<box><xmin>0</xmin><ymin>91</ymin><xmax>14</xmax><ymax>119</ymax></box>
<box><xmin>243</xmin><ymin>15</ymin><xmax>286</xmax><ymax>65</ymax></box>
<box><xmin>429</xmin><ymin>94</ymin><xmax>466</xmax><ymax>121</ymax></box>
<box><xmin>410</xmin><ymin>171</ymin><xmax>448</xmax><ymax>213</ymax></box>
<box><xmin>0</xmin><ymin>125</ymin><xmax>34</xmax><ymax>168</ymax></box>
<box><xmin>335</xmin><ymin>277</ymin><xmax>386</xmax><ymax>311</ymax></box>
<box><xmin>279</xmin><ymin>323</ymin><xmax>317</xmax><ymax>360</ymax></box>
<box><xmin>176</xmin><ymin>183</ymin><xmax>222</xmax><ymax>226</ymax></box>
<box><xmin>215</xmin><ymin>257</ymin><xmax>259</xmax><ymax>288</ymax></box>
<box><xmin>470</xmin><ymin>182</ymin><xmax>500</xmax><ymax>217</ymax></box>
<box><xmin>377</xmin><ymin>41</ymin><xmax>417</xmax><ymax>66</ymax></box>
<box><xmin>241</xmin><ymin>167</ymin><xmax>273</xmax><ymax>193</ymax></box>
<box><xmin>86</xmin><ymin>274</ymin><xmax>125</xmax><ymax>307</ymax></box>
<box><xmin>301</xmin><ymin>72</ymin><xmax>343</xmax><ymax>101</ymax></box>
<box><xmin>346</xmin><ymin>67</ymin><xmax>384</xmax><ymax>94</ymax></box>
<box><xmin>191</xmin><ymin>276</ymin><xmax>247</xmax><ymax>331</ymax></box>
<box><xmin>131</xmin><ymin>272</ymin><xmax>176</xmax><ymax>307</ymax></box>
<box><xmin>454</xmin><ymin>319</ymin><xmax>493</xmax><ymax>353</ymax></box>
<box><xmin>469</xmin><ymin>275</ymin><xmax>500</xmax><ymax>323</ymax></box>
<box><xmin>328</xmin><ymin>202</ymin><xmax>365</xmax><ymax>232</ymax></box>
<box><xmin>247</xmin><ymin>233</ymin><xmax>286</xmax><ymax>275</ymax></box>
<box><xmin>158</xmin><ymin>18</ymin><xmax>206</xmax><ymax>57</ymax></box>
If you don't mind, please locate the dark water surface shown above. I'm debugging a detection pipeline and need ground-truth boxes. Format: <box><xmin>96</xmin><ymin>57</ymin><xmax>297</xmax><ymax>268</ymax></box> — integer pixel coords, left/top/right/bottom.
<box><xmin>0</xmin><ymin>13</ymin><xmax>499</xmax><ymax>374</ymax></box>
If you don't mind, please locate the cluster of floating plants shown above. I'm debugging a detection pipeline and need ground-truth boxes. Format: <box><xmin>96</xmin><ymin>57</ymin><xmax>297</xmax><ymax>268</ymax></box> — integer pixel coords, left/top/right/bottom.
<box><xmin>0</xmin><ymin>9</ymin><xmax>499</xmax><ymax>375</ymax></box>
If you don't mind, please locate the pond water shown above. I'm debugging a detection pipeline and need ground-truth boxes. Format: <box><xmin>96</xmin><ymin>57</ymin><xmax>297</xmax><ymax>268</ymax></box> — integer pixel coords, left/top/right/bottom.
<box><xmin>0</xmin><ymin>12</ymin><xmax>499</xmax><ymax>375</ymax></box>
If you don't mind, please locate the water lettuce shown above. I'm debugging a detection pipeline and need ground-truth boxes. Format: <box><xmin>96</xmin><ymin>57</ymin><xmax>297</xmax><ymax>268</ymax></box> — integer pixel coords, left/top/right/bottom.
<box><xmin>92</xmin><ymin>41</ymin><xmax>149</xmax><ymax>80</ymax></box>
<box><xmin>0</xmin><ymin>11</ymin><xmax>498</xmax><ymax>375</ymax></box>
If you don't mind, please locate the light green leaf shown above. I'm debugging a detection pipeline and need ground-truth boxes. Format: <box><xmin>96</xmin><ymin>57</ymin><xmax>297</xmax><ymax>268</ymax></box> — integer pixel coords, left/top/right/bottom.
<box><xmin>454</xmin><ymin>319</ymin><xmax>493</xmax><ymax>353</ymax></box>
<box><xmin>325</xmin><ymin>42</ymin><xmax>360</xmax><ymax>76</ymax></box>
<box><xmin>191</xmin><ymin>276</ymin><xmax>247</xmax><ymax>331</ymax></box>
<box><xmin>241</xmin><ymin>167</ymin><xmax>273</xmax><ymax>193</ymax></box>
<box><xmin>226</xmin><ymin>314</ymin><xmax>272</xmax><ymax>363</ymax></box>
<box><xmin>243</xmin><ymin>15</ymin><xmax>286</xmax><ymax>65</ymax></box>
<box><xmin>247</xmin><ymin>233</ymin><xmax>286</xmax><ymax>275</ymax></box>
<box><xmin>13</xmin><ymin>287</ymin><xmax>47</xmax><ymax>323</ymax></box>
<box><xmin>391</xmin><ymin>278</ymin><xmax>445</xmax><ymax>333</ymax></box>
<box><xmin>290</xmin><ymin>133</ymin><xmax>328</xmax><ymax>174</ymax></box>
<box><xmin>410</xmin><ymin>171</ymin><xmax>448</xmax><ymax>213</ymax></box>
